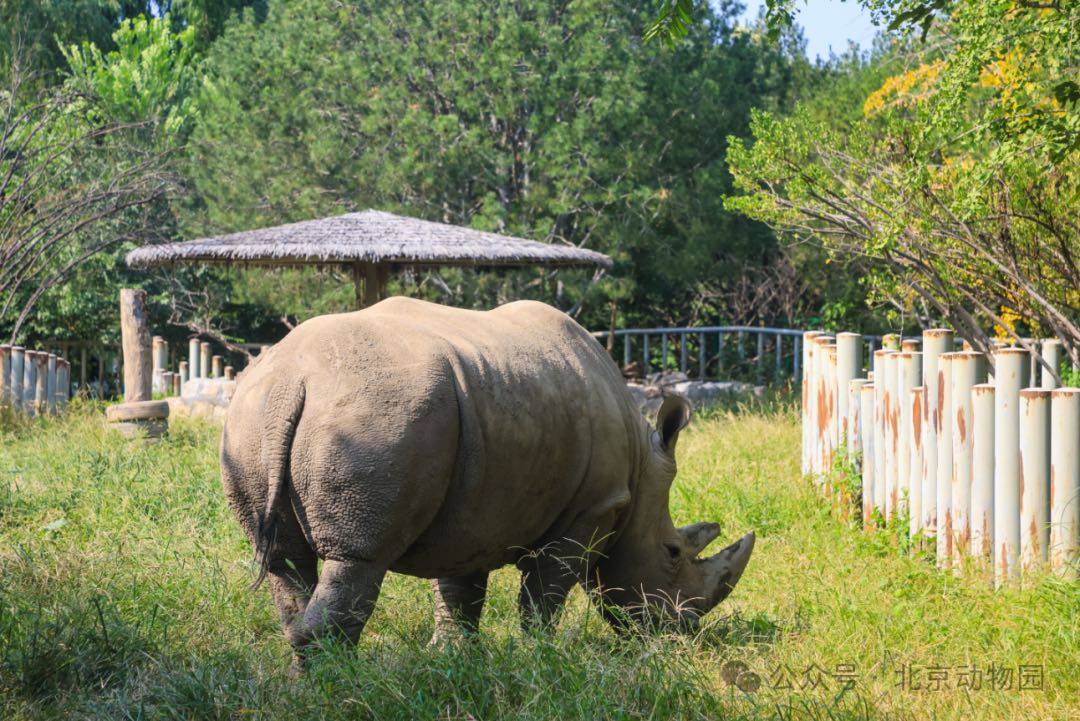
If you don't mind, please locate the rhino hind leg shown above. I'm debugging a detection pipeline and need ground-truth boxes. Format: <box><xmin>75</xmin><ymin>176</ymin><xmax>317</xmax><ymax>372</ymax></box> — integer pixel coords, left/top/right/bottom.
<box><xmin>430</xmin><ymin>571</ymin><xmax>489</xmax><ymax>643</ymax></box>
<box><xmin>289</xmin><ymin>558</ymin><xmax>386</xmax><ymax>672</ymax></box>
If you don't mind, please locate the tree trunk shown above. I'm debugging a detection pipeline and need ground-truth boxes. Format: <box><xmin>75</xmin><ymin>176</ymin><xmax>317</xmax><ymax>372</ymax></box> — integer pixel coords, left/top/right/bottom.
<box><xmin>120</xmin><ymin>289</ymin><xmax>152</xmax><ymax>402</ymax></box>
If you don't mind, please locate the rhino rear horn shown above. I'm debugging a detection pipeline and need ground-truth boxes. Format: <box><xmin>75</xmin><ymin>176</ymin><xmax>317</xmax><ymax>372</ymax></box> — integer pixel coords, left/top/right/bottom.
<box><xmin>702</xmin><ymin>531</ymin><xmax>755</xmax><ymax>608</ymax></box>
<box><xmin>677</xmin><ymin>522</ymin><xmax>721</xmax><ymax>557</ymax></box>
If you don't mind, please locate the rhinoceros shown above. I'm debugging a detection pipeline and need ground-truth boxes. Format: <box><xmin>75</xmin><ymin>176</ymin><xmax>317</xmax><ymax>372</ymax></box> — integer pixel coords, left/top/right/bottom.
<box><xmin>221</xmin><ymin>297</ymin><xmax>754</xmax><ymax>668</ymax></box>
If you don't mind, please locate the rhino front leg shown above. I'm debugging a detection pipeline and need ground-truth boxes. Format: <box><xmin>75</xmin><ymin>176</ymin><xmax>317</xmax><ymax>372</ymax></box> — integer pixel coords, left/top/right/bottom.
<box><xmin>517</xmin><ymin>553</ymin><xmax>578</xmax><ymax>633</ymax></box>
<box><xmin>430</xmin><ymin>571</ymin><xmax>489</xmax><ymax>643</ymax></box>
<box><xmin>290</xmin><ymin>558</ymin><xmax>386</xmax><ymax>672</ymax></box>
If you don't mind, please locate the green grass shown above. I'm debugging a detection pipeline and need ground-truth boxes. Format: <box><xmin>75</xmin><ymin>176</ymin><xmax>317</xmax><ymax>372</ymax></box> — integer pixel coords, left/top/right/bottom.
<box><xmin>1</xmin><ymin>399</ymin><xmax>1077</xmax><ymax>720</ymax></box>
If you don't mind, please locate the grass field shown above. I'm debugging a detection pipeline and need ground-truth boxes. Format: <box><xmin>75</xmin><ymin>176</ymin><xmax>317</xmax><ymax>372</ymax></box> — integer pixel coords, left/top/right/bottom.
<box><xmin>1</xmin><ymin>400</ymin><xmax>1077</xmax><ymax>720</ymax></box>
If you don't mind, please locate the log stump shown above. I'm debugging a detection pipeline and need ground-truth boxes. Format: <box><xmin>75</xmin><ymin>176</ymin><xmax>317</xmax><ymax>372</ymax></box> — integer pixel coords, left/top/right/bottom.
<box><xmin>106</xmin><ymin>289</ymin><xmax>169</xmax><ymax>441</ymax></box>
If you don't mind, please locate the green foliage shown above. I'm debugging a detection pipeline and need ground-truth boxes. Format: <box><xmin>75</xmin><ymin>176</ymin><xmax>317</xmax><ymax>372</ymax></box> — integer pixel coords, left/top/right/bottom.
<box><xmin>61</xmin><ymin>15</ymin><xmax>198</xmax><ymax>139</ymax></box>
<box><xmin>727</xmin><ymin>1</ymin><xmax>1080</xmax><ymax>357</ymax></box>
<box><xmin>182</xmin><ymin>0</ymin><xmax>809</xmax><ymax>330</ymax></box>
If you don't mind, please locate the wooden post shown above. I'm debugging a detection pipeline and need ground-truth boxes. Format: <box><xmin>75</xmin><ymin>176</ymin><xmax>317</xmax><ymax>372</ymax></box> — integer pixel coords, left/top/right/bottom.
<box><xmin>994</xmin><ymin>348</ymin><xmax>1029</xmax><ymax>586</ymax></box>
<box><xmin>56</xmin><ymin>359</ymin><xmax>70</xmax><ymax>411</ymax></box>
<box><xmin>364</xmin><ymin>263</ymin><xmax>380</xmax><ymax>307</ymax></box>
<box><xmin>1019</xmin><ymin>388</ymin><xmax>1052</xmax><ymax>576</ymax></box>
<box><xmin>224</xmin><ymin>366</ymin><xmax>235</xmax><ymax>380</ymax></box>
<box><xmin>120</xmin><ymin>289</ymin><xmax>153</xmax><ymax>402</ymax></box>
<box><xmin>1050</xmin><ymin>388</ymin><xmax>1080</xmax><ymax>577</ymax></box>
<box><xmin>971</xmin><ymin>384</ymin><xmax>995</xmax><ymax>560</ymax></box>
<box><xmin>11</xmin><ymin>347</ymin><xmax>24</xmax><ymax>412</ymax></box>
<box><xmin>212</xmin><ymin>355</ymin><xmax>223</xmax><ymax>378</ymax></box>
<box><xmin>46</xmin><ymin>353</ymin><xmax>57</xmax><ymax>415</ymax></box>
<box><xmin>200</xmin><ymin>342</ymin><xmax>211</xmax><ymax>379</ymax></box>
<box><xmin>172</xmin><ymin>372</ymin><xmax>182</xmax><ymax>396</ymax></box>
<box><xmin>34</xmin><ymin>352</ymin><xmax>48</xmax><ymax>415</ymax></box>
<box><xmin>0</xmin><ymin>345</ymin><xmax>10</xmax><ymax>410</ymax></box>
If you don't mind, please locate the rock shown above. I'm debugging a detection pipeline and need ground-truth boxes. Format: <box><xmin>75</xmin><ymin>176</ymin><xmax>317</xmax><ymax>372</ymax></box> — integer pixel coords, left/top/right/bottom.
<box><xmin>625</xmin><ymin>376</ymin><xmax>757</xmax><ymax>416</ymax></box>
<box><xmin>167</xmin><ymin>377</ymin><xmax>237</xmax><ymax>421</ymax></box>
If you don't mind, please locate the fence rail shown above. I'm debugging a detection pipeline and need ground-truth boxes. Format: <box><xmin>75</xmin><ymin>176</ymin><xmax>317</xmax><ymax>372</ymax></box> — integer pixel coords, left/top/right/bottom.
<box><xmin>803</xmin><ymin>330</ymin><xmax>1079</xmax><ymax>584</ymax></box>
<box><xmin>593</xmin><ymin>325</ymin><xmax>882</xmax><ymax>381</ymax></box>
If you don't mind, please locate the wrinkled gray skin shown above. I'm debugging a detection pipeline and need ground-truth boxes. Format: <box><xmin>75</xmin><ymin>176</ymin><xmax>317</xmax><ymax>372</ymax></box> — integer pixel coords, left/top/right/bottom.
<box><xmin>221</xmin><ymin>297</ymin><xmax>754</xmax><ymax>670</ymax></box>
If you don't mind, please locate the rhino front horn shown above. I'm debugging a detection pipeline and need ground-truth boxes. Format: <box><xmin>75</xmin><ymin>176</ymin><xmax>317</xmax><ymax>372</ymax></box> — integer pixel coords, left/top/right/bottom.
<box><xmin>702</xmin><ymin>531</ymin><xmax>755</xmax><ymax>608</ymax></box>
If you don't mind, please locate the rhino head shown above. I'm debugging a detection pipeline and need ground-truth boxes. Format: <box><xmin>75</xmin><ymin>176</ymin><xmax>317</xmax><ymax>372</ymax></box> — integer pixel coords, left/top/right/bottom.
<box><xmin>593</xmin><ymin>396</ymin><xmax>755</xmax><ymax>631</ymax></box>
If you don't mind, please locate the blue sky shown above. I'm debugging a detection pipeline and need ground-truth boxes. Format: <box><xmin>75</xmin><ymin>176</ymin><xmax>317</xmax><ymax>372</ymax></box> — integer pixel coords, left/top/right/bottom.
<box><xmin>736</xmin><ymin>1</ymin><xmax>880</xmax><ymax>60</ymax></box>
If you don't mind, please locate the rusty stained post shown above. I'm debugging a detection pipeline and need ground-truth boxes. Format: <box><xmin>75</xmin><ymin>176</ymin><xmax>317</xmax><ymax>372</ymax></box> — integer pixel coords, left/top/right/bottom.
<box><xmin>826</xmin><ymin>344</ymin><xmax>839</xmax><ymax>491</ymax></box>
<box><xmin>883</xmin><ymin>351</ymin><xmax>901</xmax><ymax>521</ymax></box>
<box><xmin>921</xmin><ymin>329</ymin><xmax>953</xmax><ymax>539</ymax></box>
<box><xmin>898</xmin><ymin>352</ymin><xmax>922</xmax><ymax>530</ymax></box>
<box><xmin>860</xmin><ymin>381</ymin><xmax>876</xmax><ymax>529</ymax></box>
<box><xmin>971</xmin><ymin>384</ymin><xmax>996</xmax><ymax>560</ymax></box>
<box><xmin>1050</xmin><ymin>388</ymin><xmax>1080</xmax><ymax>577</ymax></box>
<box><xmin>949</xmin><ymin>352</ymin><xmax>986</xmax><ymax>567</ymax></box>
<box><xmin>936</xmin><ymin>354</ymin><xmax>955</xmax><ymax>568</ymax></box>
<box><xmin>212</xmin><ymin>355</ymin><xmax>223</xmax><ymax>378</ymax></box>
<box><xmin>188</xmin><ymin>338</ymin><xmax>200</xmax><ymax>380</ymax></box>
<box><xmin>1019</xmin><ymin>389</ymin><xmax>1052</xmax><ymax>576</ymax></box>
<box><xmin>994</xmin><ymin>348</ymin><xmax>1029</xmax><ymax>586</ymax></box>
<box><xmin>813</xmin><ymin>336</ymin><xmax>834</xmax><ymax>479</ymax></box>
<box><xmin>909</xmin><ymin>385</ymin><xmax>926</xmax><ymax>541</ymax></box>
<box><xmin>872</xmin><ymin>350</ymin><xmax>890</xmax><ymax>523</ymax></box>
<box><xmin>1040</xmin><ymin>339</ymin><xmax>1063</xmax><ymax>390</ymax></box>
<box><xmin>802</xmin><ymin>331</ymin><xmax>824</xmax><ymax>477</ymax></box>
<box><xmin>882</xmin><ymin>334</ymin><xmax>901</xmax><ymax>352</ymax></box>
<box><xmin>836</xmin><ymin>332</ymin><xmax>862</xmax><ymax>455</ymax></box>
<box><xmin>200</xmin><ymin>342</ymin><xmax>211</xmax><ymax>380</ymax></box>
<box><xmin>848</xmin><ymin>378</ymin><xmax>870</xmax><ymax>517</ymax></box>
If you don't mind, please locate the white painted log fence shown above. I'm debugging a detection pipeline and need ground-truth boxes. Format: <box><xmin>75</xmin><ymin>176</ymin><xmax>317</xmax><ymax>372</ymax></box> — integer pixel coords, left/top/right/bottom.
<box><xmin>151</xmin><ymin>336</ymin><xmax>235</xmax><ymax>398</ymax></box>
<box><xmin>802</xmin><ymin>330</ymin><xmax>1080</xmax><ymax>583</ymax></box>
<box><xmin>0</xmin><ymin>344</ymin><xmax>71</xmax><ymax>417</ymax></box>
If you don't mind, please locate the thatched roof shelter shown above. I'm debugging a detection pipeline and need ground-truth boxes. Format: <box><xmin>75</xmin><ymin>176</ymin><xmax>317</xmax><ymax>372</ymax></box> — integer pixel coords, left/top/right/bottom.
<box><xmin>126</xmin><ymin>210</ymin><xmax>612</xmax><ymax>307</ymax></box>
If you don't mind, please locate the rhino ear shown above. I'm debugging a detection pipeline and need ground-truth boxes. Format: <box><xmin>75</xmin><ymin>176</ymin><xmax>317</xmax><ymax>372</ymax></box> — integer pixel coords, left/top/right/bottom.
<box><xmin>656</xmin><ymin>395</ymin><xmax>692</xmax><ymax>454</ymax></box>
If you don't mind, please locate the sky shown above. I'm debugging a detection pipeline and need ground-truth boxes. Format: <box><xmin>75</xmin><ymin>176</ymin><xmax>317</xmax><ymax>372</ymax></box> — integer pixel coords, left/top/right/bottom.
<box><xmin>736</xmin><ymin>1</ymin><xmax>880</xmax><ymax>60</ymax></box>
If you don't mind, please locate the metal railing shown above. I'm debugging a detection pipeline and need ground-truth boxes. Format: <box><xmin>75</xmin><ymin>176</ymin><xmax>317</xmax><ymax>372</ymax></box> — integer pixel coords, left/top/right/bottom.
<box><xmin>592</xmin><ymin>326</ymin><xmax>882</xmax><ymax>381</ymax></box>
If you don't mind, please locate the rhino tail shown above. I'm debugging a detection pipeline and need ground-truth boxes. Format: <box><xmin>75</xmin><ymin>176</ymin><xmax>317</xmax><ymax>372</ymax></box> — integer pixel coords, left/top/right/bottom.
<box><xmin>252</xmin><ymin>378</ymin><xmax>306</xmax><ymax>590</ymax></box>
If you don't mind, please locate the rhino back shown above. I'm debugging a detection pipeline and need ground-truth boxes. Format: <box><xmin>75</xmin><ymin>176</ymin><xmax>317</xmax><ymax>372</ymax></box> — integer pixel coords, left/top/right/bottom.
<box><xmin>223</xmin><ymin>297</ymin><xmax>641</xmax><ymax>577</ymax></box>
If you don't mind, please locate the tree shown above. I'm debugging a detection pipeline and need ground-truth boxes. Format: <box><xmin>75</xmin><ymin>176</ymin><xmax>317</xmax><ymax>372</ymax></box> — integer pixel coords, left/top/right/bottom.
<box><xmin>181</xmin><ymin>0</ymin><xmax>810</xmax><ymax>335</ymax></box>
<box><xmin>727</xmin><ymin>1</ymin><xmax>1080</xmax><ymax>369</ymax></box>
<box><xmin>0</xmin><ymin>16</ymin><xmax>193</xmax><ymax>344</ymax></box>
